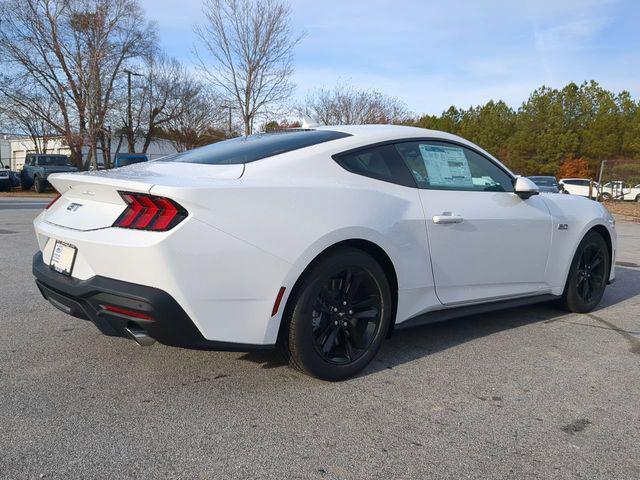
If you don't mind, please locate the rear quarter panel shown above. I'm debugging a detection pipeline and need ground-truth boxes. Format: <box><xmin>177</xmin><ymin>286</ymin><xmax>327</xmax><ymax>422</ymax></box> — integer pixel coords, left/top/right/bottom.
<box><xmin>150</xmin><ymin>149</ymin><xmax>438</xmax><ymax>336</ymax></box>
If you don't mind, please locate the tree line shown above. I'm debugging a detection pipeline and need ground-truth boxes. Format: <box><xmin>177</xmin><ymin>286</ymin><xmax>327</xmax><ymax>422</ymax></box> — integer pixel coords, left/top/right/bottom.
<box><xmin>412</xmin><ymin>81</ymin><xmax>640</xmax><ymax>182</ymax></box>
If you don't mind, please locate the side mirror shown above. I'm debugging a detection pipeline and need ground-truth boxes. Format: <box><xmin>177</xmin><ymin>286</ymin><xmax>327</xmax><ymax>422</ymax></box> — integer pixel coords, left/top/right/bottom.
<box><xmin>514</xmin><ymin>177</ymin><xmax>539</xmax><ymax>199</ymax></box>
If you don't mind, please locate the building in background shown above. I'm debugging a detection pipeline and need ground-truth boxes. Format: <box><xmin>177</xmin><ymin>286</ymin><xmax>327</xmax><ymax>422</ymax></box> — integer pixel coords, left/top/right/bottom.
<box><xmin>4</xmin><ymin>135</ymin><xmax>178</xmax><ymax>170</ymax></box>
<box><xmin>0</xmin><ymin>134</ymin><xmax>23</xmax><ymax>169</ymax></box>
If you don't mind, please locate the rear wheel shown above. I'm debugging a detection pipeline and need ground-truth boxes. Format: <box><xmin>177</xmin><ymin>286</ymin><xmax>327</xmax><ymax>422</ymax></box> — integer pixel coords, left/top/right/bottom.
<box><xmin>561</xmin><ymin>232</ymin><xmax>610</xmax><ymax>313</ymax></box>
<box><xmin>284</xmin><ymin>248</ymin><xmax>392</xmax><ymax>381</ymax></box>
<box><xmin>34</xmin><ymin>176</ymin><xmax>46</xmax><ymax>193</ymax></box>
<box><xmin>636</xmin><ymin>195</ymin><xmax>640</xmax><ymax>203</ymax></box>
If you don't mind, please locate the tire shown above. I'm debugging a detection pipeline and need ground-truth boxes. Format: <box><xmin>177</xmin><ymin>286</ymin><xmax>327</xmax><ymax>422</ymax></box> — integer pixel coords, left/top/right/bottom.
<box><xmin>284</xmin><ymin>248</ymin><xmax>392</xmax><ymax>381</ymax></box>
<box><xmin>34</xmin><ymin>176</ymin><xmax>46</xmax><ymax>193</ymax></box>
<box><xmin>636</xmin><ymin>195</ymin><xmax>640</xmax><ymax>203</ymax></box>
<box><xmin>561</xmin><ymin>231</ymin><xmax>610</xmax><ymax>313</ymax></box>
<box><xmin>600</xmin><ymin>192</ymin><xmax>612</xmax><ymax>202</ymax></box>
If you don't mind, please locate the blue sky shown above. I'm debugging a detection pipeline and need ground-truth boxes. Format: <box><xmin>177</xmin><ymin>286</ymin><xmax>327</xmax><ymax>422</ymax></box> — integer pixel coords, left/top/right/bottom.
<box><xmin>140</xmin><ymin>0</ymin><xmax>640</xmax><ymax>115</ymax></box>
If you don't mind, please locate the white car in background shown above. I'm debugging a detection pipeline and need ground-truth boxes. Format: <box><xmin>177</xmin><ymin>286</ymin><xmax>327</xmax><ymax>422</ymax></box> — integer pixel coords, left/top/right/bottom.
<box><xmin>559</xmin><ymin>178</ymin><xmax>599</xmax><ymax>199</ymax></box>
<box><xmin>600</xmin><ymin>181</ymin><xmax>640</xmax><ymax>202</ymax></box>
<box><xmin>32</xmin><ymin>125</ymin><xmax>616</xmax><ymax>380</ymax></box>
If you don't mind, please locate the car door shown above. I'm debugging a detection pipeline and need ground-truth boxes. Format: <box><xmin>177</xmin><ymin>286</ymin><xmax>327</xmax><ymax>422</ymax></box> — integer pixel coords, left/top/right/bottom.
<box><xmin>394</xmin><ymin>140</ymin><xmax>553</xmax><ymax>306</ymax></box>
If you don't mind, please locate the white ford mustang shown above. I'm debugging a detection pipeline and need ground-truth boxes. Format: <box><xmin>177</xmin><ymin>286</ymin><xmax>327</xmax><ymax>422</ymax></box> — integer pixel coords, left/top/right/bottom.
<box><xmin>33</xmin><ymin>125</ymin><xmax>616</xmax><ymax>380</ymax></box>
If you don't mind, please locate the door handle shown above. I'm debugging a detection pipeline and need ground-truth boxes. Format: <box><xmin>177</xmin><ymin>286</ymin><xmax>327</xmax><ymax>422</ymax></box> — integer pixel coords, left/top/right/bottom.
<box><xmin>432</xmin><ymin>212</ymin><xmax>464</xmax><ymax>224</ymax></box>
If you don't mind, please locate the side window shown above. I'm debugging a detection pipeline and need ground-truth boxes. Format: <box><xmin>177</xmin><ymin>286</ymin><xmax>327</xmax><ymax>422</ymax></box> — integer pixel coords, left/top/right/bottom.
<box><xmin>580</xmin><ymin>180</ymin><xmax>591</xmax><ymax>187</ymax></box>
<box><xmin>394</xmin><ymin>141</ymin><xmax>514</xmax><ymax>193</ymax></box>
<box><xmin>333</xmin><ymin>144</ymin><xmax>416</xmax><ymax>187</ymax></box>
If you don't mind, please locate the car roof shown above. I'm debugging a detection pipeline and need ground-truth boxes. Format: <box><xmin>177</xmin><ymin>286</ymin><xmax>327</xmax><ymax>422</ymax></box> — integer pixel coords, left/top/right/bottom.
<box><xmin>316</xmin><ymin>124</ymin><xmax>465</xmax><ymax>143</ymax></box>
<box><xmin>320</xmin><ymin>124</ymin><xmax>515</xmax><ymax>174</ymax></box>
<box><xmin>314</xmin><ymin>124</ymin><xmax>505</xmax><ymax>165</ymax></box>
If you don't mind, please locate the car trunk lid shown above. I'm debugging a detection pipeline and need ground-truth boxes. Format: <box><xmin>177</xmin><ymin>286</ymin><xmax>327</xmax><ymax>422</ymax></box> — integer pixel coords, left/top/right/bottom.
<box><xmin>44</xmin><ymin>162</ymin><xmax>244</xmax><ymax>231</ymax></box>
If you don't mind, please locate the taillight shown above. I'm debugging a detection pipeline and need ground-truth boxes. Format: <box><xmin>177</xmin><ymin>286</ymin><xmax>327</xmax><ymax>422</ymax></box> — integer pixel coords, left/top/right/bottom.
<box><xmin>102</xmin><ymin>305</ymin><xmax>153</xmax><ymax>320</ymax></box>
<box><xmin>113</xmin><ymin>192</ymin><xmax>187</xmax><ymax>231</ymax></box>
<box><xmin>45</xmin><ymin>193</ymin><xmax>62</xmax><ymax>210</ymax></box>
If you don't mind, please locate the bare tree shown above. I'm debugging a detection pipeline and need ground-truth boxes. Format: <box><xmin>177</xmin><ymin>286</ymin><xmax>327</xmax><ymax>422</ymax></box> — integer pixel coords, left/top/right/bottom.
<box><xmin>195</xmin><ymin>0</ymin><xmax>303</xmax><ymax>135</ymax></box>
<box><xmin>122</xmin><ymin>55</ymin><xmax>205</xmax><ymax>154</ymax></box>
<box><xmin>165</xmin><ymin>88</ymin><xmax>226</xmax><ymax>152</ymax></box>
<box><xmin>301</xmin><ymin>84</ymin><xmax>409</xmax><ymax>125</ymax></box>
<box><xmin>0</xmin><ymin>0</ymin><xmax>155</xmax><ymax>169</ymax></box>
<box><xmin>0</xmin><ymin>83</ymin><xmax>60</xmax><ymax>153</ymax></box>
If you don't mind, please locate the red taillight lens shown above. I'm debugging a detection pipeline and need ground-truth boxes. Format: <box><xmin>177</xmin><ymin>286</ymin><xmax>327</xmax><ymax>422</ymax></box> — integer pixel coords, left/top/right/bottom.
<box><xmin>113</xmin><ymin>192</ymin><xmax>187</xmax><ymax>231</ymax></box>
<box><xmin>45</xmin><ymin>193</ymin><xmax>62</xmax><ymax>210</ymax></box>
<box><xmin>102</xmin><ymin>305</ymin><xmax>152</xmax><ymax>320</ymax></box>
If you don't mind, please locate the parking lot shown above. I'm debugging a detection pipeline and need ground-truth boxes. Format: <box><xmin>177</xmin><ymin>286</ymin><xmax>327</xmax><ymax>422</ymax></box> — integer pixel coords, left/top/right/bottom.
<box><xmin>1</xmin><ymin>197</ymin><xmax>639</xmax><ymax>480</ymax></box>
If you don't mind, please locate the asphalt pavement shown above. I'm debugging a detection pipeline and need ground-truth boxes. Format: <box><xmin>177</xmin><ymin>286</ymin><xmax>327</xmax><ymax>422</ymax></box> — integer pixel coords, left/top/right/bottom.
<box><xmin>1</xmin><ymin>203</ymin><xmax>639</xmax><ymax>479</ymax></box>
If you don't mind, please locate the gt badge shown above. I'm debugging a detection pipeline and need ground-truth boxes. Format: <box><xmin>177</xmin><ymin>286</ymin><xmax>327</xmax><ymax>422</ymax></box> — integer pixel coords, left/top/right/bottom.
<box><xmin>67</xmin><ymin>203</ymin><xmax>82</xmax><ymax>212</ymax></box>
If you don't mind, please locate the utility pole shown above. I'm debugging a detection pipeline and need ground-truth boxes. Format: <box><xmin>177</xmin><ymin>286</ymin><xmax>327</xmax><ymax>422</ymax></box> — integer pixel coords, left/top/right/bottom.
<box><xmin>221</xmin><ymin>105</ymin><xmax>235</xmax><ymax>138</ymax></box>
<box><xmin>598</xmin><ymin>160</ymin><xmax>606</xmax><ymax>186</ymax></box>
<box><xmin>123</xmin><ymin>69</ymin><xmax>143</xmax><ymax>152</ymax></box>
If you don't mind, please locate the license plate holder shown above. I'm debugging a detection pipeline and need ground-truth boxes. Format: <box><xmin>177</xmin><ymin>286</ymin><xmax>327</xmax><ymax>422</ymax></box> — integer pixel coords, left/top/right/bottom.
<box><xmin>50</xmin><ymin>240</ymin><xmax>78</xmax><ymax>276</ymax></box>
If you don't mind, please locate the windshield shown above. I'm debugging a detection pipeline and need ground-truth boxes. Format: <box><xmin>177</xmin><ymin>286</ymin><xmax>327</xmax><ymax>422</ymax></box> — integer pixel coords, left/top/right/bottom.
<box><xmin>528</xmin><ymin>176</ymin><xmax>557</xmax><ymax>187</ymax></box>
<box><xmin>160</xmin><ymin>130</ymin><xmax>351</xmax><ymax>165</ymax></box>
<box><xmin>37</xmin><ymin>155</ymin><xmax>71</xmax><ymax>166</ymax></box>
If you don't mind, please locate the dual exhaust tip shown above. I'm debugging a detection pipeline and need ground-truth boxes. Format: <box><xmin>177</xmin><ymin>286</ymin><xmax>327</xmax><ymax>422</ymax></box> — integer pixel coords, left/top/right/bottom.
<box><xmin>124</xmin><ymin>325</ymin><xmax>156</xmax><ymax>347</ymax></box>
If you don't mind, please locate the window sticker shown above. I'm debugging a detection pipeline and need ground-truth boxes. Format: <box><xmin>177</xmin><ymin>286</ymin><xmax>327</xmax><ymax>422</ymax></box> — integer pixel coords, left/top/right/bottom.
<box><xmin>418</xmin><ymin>144</ymin><xmax>473</xmax><ymax>187</ymax></box>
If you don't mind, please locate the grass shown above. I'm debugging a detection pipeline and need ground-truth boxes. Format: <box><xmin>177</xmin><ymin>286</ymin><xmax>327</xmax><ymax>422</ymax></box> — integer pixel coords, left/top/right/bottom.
<box><xmin>603</xmin><ymin>201</ymin><xmax>640</xmax><ymax>221</ymax></box>
<box><xmin>0</xmin><ymin>189</ymin><xmax>57</xmax><ymax>198</ymax></box>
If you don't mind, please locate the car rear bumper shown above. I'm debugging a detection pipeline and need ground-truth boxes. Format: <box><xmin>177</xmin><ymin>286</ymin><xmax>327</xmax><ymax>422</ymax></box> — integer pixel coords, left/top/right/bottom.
<box><xmin>32</xmin><ymin>252</ymin><xmax>272</xmax><ymax>351</ymax></box>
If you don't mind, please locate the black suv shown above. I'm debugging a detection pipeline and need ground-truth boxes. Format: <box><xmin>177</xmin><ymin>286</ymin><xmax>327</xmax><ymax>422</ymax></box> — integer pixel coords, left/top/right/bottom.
<box><xmin>20</xmin><ymin>154</ymin><xmax>78</xmax><ymax>193</ymax></box>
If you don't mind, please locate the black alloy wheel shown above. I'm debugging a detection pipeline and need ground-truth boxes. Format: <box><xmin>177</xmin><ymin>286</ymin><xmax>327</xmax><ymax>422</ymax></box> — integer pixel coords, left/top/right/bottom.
<box><xmin>575</xmin><ymin>243</ymin><xmax>606</xmax><ymax>304</ymax></box>
<box><xmin>562</xmin><ymin>231</ymin><xmax>610</xmax><ymax>313</ymax></box>
<box><xmin>311</xmin><ymin>266</ymin><xmax>382</xmax><ymax>365</ymax></box>
<box><xmin>285</xmin><ymin>248</ymin><xmax>392</xmax><ymax>381</ymax></box>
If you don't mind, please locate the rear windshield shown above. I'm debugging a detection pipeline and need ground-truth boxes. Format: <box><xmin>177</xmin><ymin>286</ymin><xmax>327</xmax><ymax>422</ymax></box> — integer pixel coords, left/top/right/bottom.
<box><xmin>160</xmin><ymin>130</ymin><xmax>351</xmax><ymax>165</ymax></box>
<box><xmin>37</xmin><ymin>156</ymin><xmax>70</xmax><ymax>166</ymax></box>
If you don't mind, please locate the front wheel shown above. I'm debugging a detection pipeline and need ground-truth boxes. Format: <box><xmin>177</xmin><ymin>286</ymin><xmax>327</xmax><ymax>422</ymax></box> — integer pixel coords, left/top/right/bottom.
<box><xmin>561</xmin><ymin>232</ymin><xmax>610</xmax><ymax>313</ymax></box>
<box><xmin>284</xmin><ymin>248</ymin><xmax>392</xmax><ymax>381</ymax></box>
<box><xmin>33</xmin><ymin>176</ymin><xmax>46</xmax><ymax>193</ymax></box>
<box><xmin>636</xmin><ymin>195</ymin><xmax>640</xmax><ymax>203</ymax></box>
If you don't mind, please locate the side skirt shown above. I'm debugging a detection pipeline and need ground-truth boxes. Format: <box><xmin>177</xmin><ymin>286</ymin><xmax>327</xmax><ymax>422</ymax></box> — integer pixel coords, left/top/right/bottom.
<box><xmin>395</xmin><ymin>294</ymin><xmax>559</xmax><ymax>331</ymax></box>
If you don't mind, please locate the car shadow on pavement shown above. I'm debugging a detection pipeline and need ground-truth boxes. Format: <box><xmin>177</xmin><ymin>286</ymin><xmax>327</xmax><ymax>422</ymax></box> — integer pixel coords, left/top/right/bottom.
<box><xmin>237</xmin><ymin>267</ymin><xmax>640</xmax><ymax>378</ymax></box>
<box><xmin>363</xmin><ymin>266</ymin><xmax>640</xmax><ymax>377</ymax></box>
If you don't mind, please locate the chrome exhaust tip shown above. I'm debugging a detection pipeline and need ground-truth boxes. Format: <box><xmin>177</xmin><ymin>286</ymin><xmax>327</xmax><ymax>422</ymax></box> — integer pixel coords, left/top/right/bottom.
<box><xmin>124</xmin><ymin>325</ymin><xmax>156</xmax><ymax>347</ymax></box>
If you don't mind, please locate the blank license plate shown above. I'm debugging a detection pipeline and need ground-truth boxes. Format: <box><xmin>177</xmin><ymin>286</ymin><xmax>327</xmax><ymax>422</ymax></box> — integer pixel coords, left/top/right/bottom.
<box><xmin>50</xmin><ymin>241</ymin><xmax>77</xmax><ymax>276</ymax></box>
